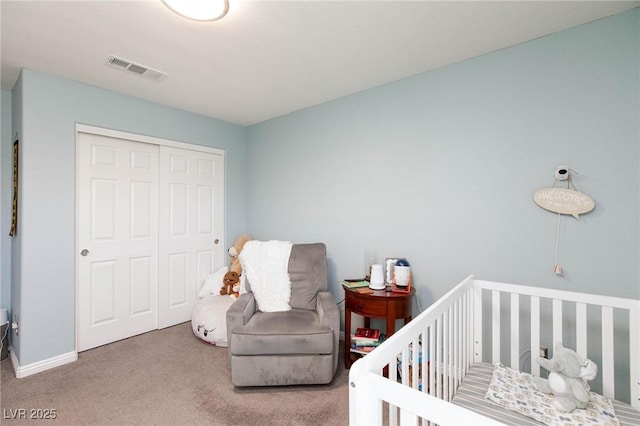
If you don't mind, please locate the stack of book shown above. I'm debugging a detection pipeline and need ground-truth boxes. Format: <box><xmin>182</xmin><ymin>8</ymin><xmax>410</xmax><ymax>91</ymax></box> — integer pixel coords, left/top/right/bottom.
<box><xmin>350</xmin><ymin>327</ymin><xmax>386</xmax><ymax>355</ymax></box>
<box><xmin>340</xmin><ymin>279</ymin><xmax>370</xmax><ymax>289</ymax></box>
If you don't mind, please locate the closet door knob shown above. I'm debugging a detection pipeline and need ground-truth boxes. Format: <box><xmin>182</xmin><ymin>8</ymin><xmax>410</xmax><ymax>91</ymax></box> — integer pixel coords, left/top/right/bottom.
<box><xmin>80</xmin><ymin>249</ymin><xmax>89</xmax><ymax>257</ymax></box>
<box><xmin>214</xmin><ymin>239</ymin><xmax>220</xmax><ymax>244</ymax></box>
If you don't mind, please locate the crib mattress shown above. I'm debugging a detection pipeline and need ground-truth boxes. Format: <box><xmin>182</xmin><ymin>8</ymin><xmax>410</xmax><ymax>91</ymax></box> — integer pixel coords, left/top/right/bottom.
<box><xmin>451</xmin><ymin>363</ymin><xmax>640</xmax><ymax>426</ymax></box>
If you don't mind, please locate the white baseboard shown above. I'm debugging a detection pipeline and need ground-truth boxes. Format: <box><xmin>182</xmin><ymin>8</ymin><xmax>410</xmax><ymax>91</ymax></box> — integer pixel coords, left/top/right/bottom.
<box><xmin>10</xmin><ymin>346</ymin><xmax>77</xmax><ymax>378</ymax></box>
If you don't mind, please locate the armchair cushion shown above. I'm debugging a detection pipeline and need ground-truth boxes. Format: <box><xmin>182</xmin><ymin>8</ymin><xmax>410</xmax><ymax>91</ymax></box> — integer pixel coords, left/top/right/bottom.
<box><xmin>288</xmin><ymin>243</ymin><xmax>328</xmax><ymax>310</ymax></box>
<box><xmin>230</xmin><ymin>309</ymin><xmax>334</xmax><ymax>355</ymax></box>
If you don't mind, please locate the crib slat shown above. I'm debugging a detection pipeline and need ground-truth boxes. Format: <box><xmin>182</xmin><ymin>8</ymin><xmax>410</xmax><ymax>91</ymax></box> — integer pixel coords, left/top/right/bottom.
<box><xmin>463</xmin><ymin>290</ymin><xmax>470</xmax><ymax>374</ymax></box>
<box><xmin>601</xmin><ymin>306</ymin><xmax>614</xmax><ymax>398</ymax></box>
<box><xmin>438</xmin><ymin>315</ymin><xmax>444</xmax><ymax>399</ymax></box>
<box><xmin>398</xmin><ymin>409</ymin><xmax>417</xmax><ymax>426</ymax></box>
<box><xmin>492</xmin><ymin>290</ymin><xmax>500</xmax><ymax>363</ymax></box>
<box><xmin>421</xmin><ymin>332</ymin><xmax>428</xmax><ymax>395</ymax></box>
<box><xmin>390</xmin><ymin>404</ymin><xmax>398</xmax><ymax>426</ymax></box>
<box><xmin>576</xmin><ymin>303</ymin><xmax>587</xmax><ymax>356</ymax></box>
<box><xmin>411</xmin><ymin>337</ymin><xmax>419</xmax><ymax>392</ymax></box>
<box><xmin>436</xmin><ymin>317</ymin><xmax>443</xmax><ymax>399</ymax></box>
<box><xmin>401</xmin><ymin>347</ymin><xmax>409</xmax><ymax>387</ymax></box>
<box><xmin>530</xmin><ymin>296</ymin><xmax>540</xmax><ymax>376</ymax></box>
<box><xmin>448</xmin><ymin>306</ymin><xmax>454</xmax><ymax>400</ymax></box>
<box><xmin>389</xmin><ymin>359</ymin><xmax>399</xmax><ymax>426</ymax></box>
<box><xmin>453</xmin><ymin>298</ymin><xmax>459</xmax><ymax>391</ymax></box>
<box><xmin>553</xmin><ymin>299</ymin><xmax>562</xmax><ymax>345</ymax></box>
<box><xmin>443</xmin><ymin>311</ymin><xmax>450</xmax><ymax>401</ymax></box>
<box><xmin>510</xmin><ymin>293</ymin><xmax>519</xmax><ymax>370</ymax></box>
<box><xmin>473</xmin><ymin>285</ymin><xmax>483</xmax><ymax>363</ymax></box>
<box><xmin>462</xmin><ymin>292</ymin><xmax>473</xmax><ymax>374</ymax></box>
<box><xmin>451</xmin><ymin>305</ymin><xmax>457</xmax><ymax>399</ymax></box>
<box><xmin>428</xmin><ymin>322</ymin><xmax>436</xmax><ymax>397</ymax></box>
<box><xmin>392</xmin><ymin>348</ymin><xmax>409</xmax><ymax>426</ymax></box>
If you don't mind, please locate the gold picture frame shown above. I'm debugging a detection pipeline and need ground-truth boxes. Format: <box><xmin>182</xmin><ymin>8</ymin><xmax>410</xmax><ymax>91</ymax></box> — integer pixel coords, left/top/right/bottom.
<box><xmin>9</xmin><ymin>139</ymin><xmax>18</xmax><ymax>236</ymax></box>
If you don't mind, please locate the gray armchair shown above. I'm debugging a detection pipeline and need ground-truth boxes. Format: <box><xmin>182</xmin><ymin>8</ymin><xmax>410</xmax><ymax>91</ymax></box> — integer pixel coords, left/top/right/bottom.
<box><xmin>226</xmin><ymin>243</ymin><xmax>340</xmax><ymax>387</ymax></box>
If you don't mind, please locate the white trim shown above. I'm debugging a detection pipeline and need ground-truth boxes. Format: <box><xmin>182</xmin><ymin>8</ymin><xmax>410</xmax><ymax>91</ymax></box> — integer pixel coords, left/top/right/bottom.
<box><xmin>10</xmin><ymin>346</ymin><xmax>77</xmax><ymax>378</ymax></box>
<box><xmin>75</xmin><ymin>123</ymin><xmax>225</xmax><ymax>156</ymax></box>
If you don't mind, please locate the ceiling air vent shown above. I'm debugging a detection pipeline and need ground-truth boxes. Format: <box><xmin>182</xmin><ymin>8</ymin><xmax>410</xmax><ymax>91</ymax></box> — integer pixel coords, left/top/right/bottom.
<box><xmin>105</xmin><ymin>55</ymin><xmax>167</xmax><ymax>82</ymax></box>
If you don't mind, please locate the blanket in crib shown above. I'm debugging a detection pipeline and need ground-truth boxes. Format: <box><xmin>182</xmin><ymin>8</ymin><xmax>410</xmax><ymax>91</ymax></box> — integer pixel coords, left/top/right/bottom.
<box><xmin>452</xmin><ymin>363</ymin><xmax>640</xmax><ymax>426</ymax></box>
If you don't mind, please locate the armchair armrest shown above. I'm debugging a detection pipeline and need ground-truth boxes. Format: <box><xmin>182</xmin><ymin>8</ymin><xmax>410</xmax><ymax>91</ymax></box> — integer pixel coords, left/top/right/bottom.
<box><xmin>316</xmin><ymin>291</ymin><xmax>339</xmax><ymax>326</ymax></box>
<box><xmin>316</xmin><ymin>291</ymin><xmax>340</xmax><ymax>373</ymax></box>
<box><xmin>226</xmin><ymin>293</ymin><xmax>256</xmax><ymax>353</ymax></box>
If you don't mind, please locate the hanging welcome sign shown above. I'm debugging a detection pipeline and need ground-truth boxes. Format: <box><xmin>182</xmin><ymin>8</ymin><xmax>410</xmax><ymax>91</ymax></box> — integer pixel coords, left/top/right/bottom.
<box><xmin>533</xmin><ymin>187</ymin><xmax>594</xmax><ymax>220</ymax></box>
<box><xmin>533</xmin><ymin>168</ymin><xmax>595</xmax><ymax>220</ymax></box>
<box><xmin>536</xmin><ymin>167</ymin><xmax>595</xmax><ymax>278</ymax></box>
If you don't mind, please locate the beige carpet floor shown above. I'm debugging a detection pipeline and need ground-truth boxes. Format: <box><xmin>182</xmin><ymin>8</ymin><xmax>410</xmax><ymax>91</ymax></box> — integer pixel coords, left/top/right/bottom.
<box><xmin>0</xmin><ymin>322</ymin><xmax>349</xmax><ymax>425</ymax></box>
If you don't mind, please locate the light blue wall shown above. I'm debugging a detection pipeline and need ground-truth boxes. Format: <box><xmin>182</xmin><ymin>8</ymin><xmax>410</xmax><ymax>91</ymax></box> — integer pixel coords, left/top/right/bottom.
<box><xmin>12</xmin><ymin>70</ymin><xmax>247</xmax><ymax>365</ymax></box>
<box><xmin>247</xmin><ymin>10</ymin><xmax>639</xmax><ymax>310</ymax></box>
<box><xmin>1</xmin><ymin>90</ymin><xmax>12</xmax><ymax>313</ymax></box>
<box><xmin>10</xmin><ymin>76</ymin><xmax>23</xmax><ymax>359</ymax></box>
<box><xmin>5</xmin><ymin>7</ymin><xmax>639</xmax><ymax>378</ymax></box>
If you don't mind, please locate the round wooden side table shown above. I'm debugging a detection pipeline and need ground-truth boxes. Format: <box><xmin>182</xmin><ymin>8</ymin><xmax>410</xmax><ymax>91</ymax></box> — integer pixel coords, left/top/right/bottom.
<box><xmin>344</xmin><ymin>286</ymin><xmax>414</xmax><ymax>368</ymax></box>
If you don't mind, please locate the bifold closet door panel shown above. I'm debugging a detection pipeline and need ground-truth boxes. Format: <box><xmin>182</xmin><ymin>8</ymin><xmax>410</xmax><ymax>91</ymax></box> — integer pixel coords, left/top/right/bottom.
<box><xmin>77</xmin><ymin>133</ymin><xmax>159</xmax><ymax>352</ymax></box>
<box><xmin>158</xmin><ymin>146</ymin><xmax>224</xmax><ymax>328</ymax></box>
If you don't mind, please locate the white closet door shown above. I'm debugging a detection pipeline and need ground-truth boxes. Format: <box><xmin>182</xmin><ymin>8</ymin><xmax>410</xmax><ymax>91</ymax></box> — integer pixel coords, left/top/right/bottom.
<box><xmin>77</xmin><ymin>133</ymin><xmax>159</xmax><ymax>351</ymax></box>
<box><xmin>158</xmin><ymin>146</ymin><xmax>224</xmax><ymax>328</ymax></box>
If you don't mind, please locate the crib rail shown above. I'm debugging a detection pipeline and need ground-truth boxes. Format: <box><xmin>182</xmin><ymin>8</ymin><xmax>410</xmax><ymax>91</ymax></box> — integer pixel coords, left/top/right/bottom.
<box><xmin>474</xmin><ymin>279</ymin><xmax>639</xmax><ymax>408</ymax></box>
<box><xmin>349</xmin><ymin>275</ymin><xmax>640</xmax><ymax>426</ymax></box>
<box><xmin>349</xmin><ymin>275</ymin><xmax>500</xmax><ymax>425</ymax></box>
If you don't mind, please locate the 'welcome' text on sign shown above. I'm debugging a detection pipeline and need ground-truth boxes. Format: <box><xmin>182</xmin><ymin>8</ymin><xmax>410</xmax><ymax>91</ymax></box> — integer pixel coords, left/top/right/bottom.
<box><xmin>533</xmin><ymin>188</ymin><xmax>595</xmax><ymax>220</ymax></box>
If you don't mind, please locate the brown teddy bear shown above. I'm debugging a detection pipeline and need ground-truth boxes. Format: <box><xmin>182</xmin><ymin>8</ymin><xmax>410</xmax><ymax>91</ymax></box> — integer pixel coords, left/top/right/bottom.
<box><xmin>220</xmin><ymin>271</ymin><xmax>240</xmax><ymax>299</ymax></box>
<box><xmin>219</xmin><ymin>234</ymin><xmax>252</xmax><ymax>299</ymax></box>
<box><xmin>228</xmin><ymin>234</ymin><xmax>252</xmax><ymax>275</ymax></box>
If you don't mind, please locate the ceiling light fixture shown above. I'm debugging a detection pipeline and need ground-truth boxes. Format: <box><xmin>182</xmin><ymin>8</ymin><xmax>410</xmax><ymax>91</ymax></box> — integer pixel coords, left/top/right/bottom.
<box><xmin>162</xmin><ymin>0</ymin><xmax>229</xmax><ymax>22</ymax></box>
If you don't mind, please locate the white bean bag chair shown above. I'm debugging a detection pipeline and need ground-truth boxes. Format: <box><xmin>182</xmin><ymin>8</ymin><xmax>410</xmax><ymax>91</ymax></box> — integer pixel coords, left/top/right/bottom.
<box><xmin>191</xmin><ymin>267</ymin><xmax>235</xmax><ymax>347</ymax></box>
<box><xmin>192</xmin><ymin>295</ymin><xmax>235</xmax><ymax>346</ymax></box>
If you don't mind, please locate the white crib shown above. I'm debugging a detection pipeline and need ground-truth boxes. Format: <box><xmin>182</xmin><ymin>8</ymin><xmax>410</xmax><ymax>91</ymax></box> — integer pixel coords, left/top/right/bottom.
<box><xmin>349</xmin><ymin>275</ymin><xmax>640</xmax><ymax>425</ymax></box>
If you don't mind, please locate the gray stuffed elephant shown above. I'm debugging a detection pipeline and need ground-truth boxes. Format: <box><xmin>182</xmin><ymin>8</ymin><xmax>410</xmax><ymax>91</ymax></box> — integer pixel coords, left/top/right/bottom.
<box><xmin>533</xmin><ymin>342</ymin><xmax>598</xmax><ymax>412</ymax></box>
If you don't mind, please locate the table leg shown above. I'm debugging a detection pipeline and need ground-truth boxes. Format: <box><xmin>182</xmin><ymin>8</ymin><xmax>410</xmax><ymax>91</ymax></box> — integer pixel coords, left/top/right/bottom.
<box><xmin>364</xmin><ymin>317</ymin><xmax>371</xmax><ymax>329</ymax></box>
<box><xmin>345</xmin><ymin>308</ymin><xmax>352</xmax><ymax>369</ymax></box>
<box><xmin>387</xmin><ymin>303</ymin><xmax>397</xmax><ymax>337</ymax></box>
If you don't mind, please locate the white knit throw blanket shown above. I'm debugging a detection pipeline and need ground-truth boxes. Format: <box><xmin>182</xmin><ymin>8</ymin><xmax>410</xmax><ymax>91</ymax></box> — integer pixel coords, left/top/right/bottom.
<box><xmin>239</xmin><ymin>240</ymin><xmax>293</xmax><ymax>312</ymax></box>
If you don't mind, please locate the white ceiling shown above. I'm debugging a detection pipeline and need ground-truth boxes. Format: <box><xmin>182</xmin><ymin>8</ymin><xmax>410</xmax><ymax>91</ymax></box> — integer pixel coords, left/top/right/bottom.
<box><xmin>2</xmin><ymin>1</ymin><xmax>638</xmax><ymax>126</ymax></box>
